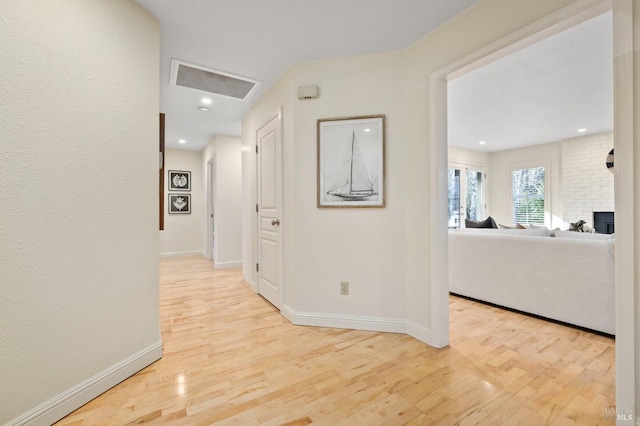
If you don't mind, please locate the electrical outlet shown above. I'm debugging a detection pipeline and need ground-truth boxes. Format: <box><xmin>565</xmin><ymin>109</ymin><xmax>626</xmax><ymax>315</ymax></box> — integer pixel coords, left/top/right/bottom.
<box><xmin>340</xmin><ymin>281</ymin><xmax>349</xmax><ymax>295</ymax></box>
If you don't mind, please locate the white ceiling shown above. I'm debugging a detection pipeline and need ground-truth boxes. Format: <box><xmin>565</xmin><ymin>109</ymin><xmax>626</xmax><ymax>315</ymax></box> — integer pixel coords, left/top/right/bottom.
<box><xmin>135</xmin><ymin>2</ymin><xmax>612</xmax><ymax>153</ymax></box>
<box><xmin>448</xmin><ymin>11</ymin><xmax>613</xmax><ymax>153</ymax></box>
<box><xmin>135</xmin><ymin>0</ymin><xmax>481</xmax><ymax>151</ymax></box>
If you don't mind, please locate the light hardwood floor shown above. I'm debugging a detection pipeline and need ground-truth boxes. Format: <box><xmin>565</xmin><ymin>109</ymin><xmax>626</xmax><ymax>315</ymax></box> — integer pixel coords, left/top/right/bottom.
<box><xmin>56</xmin><ymin>256</ymin><xmax>615</xmax><ymax>425</ymax></box>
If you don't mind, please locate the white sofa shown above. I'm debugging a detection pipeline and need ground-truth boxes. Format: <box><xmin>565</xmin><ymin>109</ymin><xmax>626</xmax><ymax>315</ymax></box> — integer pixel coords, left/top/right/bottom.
<box><xmin>449</xmin><ymin>229</ymin><xmax>615</xmax><ymax>335</ymax></box>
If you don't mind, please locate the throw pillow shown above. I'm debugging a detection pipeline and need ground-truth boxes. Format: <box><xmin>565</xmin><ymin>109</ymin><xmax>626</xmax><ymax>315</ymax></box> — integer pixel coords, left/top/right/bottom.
<box><xmin>466</xmin><ymin>216</ymin><xmax>497</xmax><ymax>229</ymax></box>
<box><xmin>499</xmin><ymin>223</ymin><xmax>527</xmax><ymax>229</ymax></box>
<box><xmin>527</xmin><ymin>224</ymin><xmax>547</xmax><ymax>229</ymax></box>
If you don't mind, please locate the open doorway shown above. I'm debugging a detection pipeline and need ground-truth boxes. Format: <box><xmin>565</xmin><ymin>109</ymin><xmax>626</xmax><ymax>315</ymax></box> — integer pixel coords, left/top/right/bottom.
<box><xmin>428</xmin><ymin>0</ymin><xmax>635</xmax><ymax>413</ymax></box>
<box><xmin>446</xmin><ymin>9</ymin><xmax>615</xmax><ymax>335</ymax></box>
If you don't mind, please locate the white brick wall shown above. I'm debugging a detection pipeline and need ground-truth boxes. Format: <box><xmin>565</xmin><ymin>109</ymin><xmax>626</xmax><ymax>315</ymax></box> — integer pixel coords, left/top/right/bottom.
<box><xmin>561</xmin><ymin>132</ymin><xmax>614</xmax><ymax>228</ymax></box>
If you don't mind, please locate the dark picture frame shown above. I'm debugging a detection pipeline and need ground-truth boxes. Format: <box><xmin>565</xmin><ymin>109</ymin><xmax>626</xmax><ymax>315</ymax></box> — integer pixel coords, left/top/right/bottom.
<box><xmin>317</xmin><ymin>115</ymin><xmax>385</xmax><ymax>208</ymax></box>
<box><xmin>168</xmin><ymin>193</ymin><xmax>191</xmax><ymax>214</ymax></box>
<box><xmin>168</xmin><ymin>170</ymin><xmax>191</xmax><ymax>191</ymax></box>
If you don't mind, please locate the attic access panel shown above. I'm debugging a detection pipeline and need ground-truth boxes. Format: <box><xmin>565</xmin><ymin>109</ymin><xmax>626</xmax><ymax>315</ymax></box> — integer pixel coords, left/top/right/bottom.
<box><xmin>170</xmin><ymin>59</ymin><xmax>261</xmax><ymax>102</ymax></box>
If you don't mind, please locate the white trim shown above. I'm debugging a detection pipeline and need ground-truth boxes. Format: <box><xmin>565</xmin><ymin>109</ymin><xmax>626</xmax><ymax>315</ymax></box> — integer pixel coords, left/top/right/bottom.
<box><xmin>448</xmin><ymin>160</ymin><xmax>486</xmax><ymax>172</ymax></box>
<box><xmin>429</xmin><ymin>73</ymin><xmax>450</xmax><ymax>348</ymax></box>
<box><xmin>282</xmin><ymin>305</ymin><xmax>406</xmax><ymax>334</ymax></box>
<box><xmin>7</xmin><ymin>341</ymin><xmax>162</xmax><ymax>426</ymax></box>
<box><xmin>282</xmin><ymin>306</ymin><xmax>434</xmax><ymax>345</ymax></box>
<box><xmin>159</xmin><ymin>250</ymin><xmax>206</xmax><ymax>259</ymax></box>
<box><xmin>244</xmin><ymin>276</ymin><xmax>257</xmax><ymax>293</ymax></box>
<box><xmin>405</xmin><ymin>320</ymin><xmax>433</xmax><ymax>345</ymax></box>
<box><xmin>214</xmin><ymin>260</ymin><xmax>242</xmax><ymax>269</ymax></box>
<box><xmin>612</xmin><ymin>0</ymin><xmax>636</xmax><ymax>419</ymax></box>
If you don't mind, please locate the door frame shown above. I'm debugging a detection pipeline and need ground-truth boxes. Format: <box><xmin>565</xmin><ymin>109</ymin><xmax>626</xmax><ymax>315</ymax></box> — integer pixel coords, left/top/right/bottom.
<box><xmin>428</xmin><ymin>0</ymin><xmax>635</xmax><ymax>412</ymax></box>
<box><xmin>255</xmin><ymin>107</ymin><xmax>285</xmax><ymax>309</ymax></box>
<box><xmin>206</xmin><ymin>158</ymin><xmax>215</xmax><ymax>262</ymax></box>
<box><xmin>448</xmin><ymin>162</ymin><xmax>486</xmax><ymax>228</ymax></box>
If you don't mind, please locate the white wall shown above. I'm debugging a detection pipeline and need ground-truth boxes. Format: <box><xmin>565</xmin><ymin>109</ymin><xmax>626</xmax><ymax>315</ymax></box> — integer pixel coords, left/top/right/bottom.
<box><xmin>562</xmin><ymin>132</ymin><xmax>614</xmax><ymax>227</ymax></box>
<box><xmin>203</xmin><ymin>135</ymin><xmax>243</xmax><ymax>268</ymax></box>
<box><xmin>449</xmin><ymin>145</ymin><xmax>490</xmax><ymax>166</ymax></box>
<box><xmin>289</xmin><ymin>54</ymin><xmax>406</xmax><ymax>319</ymax></box>
<box><xmin>243</xmin><ymin>51</ymin><xmax>407</xmax><ymax>324</ymax></box>
<box><xmin>160</xmin><ymin>149</ymin><xmax>204</xmax><ymax>258</ymax></box>
<box><xmin>242</xmin><ymin>0</ymin><xmax>585</xmax><ymax>341</ymax></box>
<box><xmin>483</xmin><ymin>131</ymin><xmax>614</xmax><ymax>229</ymax></box>
<box><xmin>0</xmin><ymin>1</ymin><xmax>161</xmax><ymax>424</ymax></box>
<box><xmin>631</xmin><ymin>3</ymin><xmax>640</xmax><ymax>414</ymax></box>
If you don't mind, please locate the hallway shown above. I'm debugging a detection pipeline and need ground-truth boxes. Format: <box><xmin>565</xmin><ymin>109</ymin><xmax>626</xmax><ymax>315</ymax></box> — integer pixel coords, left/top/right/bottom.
<box><xmin>56</xmin><ymin>256</ymin><xmax>615</xmax><ymax>424</ymax></box>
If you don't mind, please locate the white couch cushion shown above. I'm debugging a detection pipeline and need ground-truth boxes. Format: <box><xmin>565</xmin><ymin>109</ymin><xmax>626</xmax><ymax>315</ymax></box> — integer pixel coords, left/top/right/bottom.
<box><xmin>451</xmin><ymin>227</ymin><xmax>550</xmax><ymax>237</ymax></box>
<box><xmin>555</xmin><ymin>230</ymin><xmax>613</xmax><ymax>240</ymax></box>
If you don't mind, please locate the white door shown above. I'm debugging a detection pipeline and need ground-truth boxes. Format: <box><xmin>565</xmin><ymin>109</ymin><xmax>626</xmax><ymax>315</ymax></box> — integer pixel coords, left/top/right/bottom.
<box><xmin>208</xmin><ymin>160</ymin><xmax>216</xmax><ymax>263</ymax></box>
<box><xmin>448</xmin><ymin>164</ymin><xmax>485</xmax><ymax>228</ymax></box>
<box><xmin>256</xmin><ymin>112</ymin><xmax>282</xmax><ymax>309</ymax></box>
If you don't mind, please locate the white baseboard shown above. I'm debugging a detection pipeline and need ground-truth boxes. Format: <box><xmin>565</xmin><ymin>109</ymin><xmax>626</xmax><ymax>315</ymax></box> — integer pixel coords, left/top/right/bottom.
<box><xmin>281</xmin><ymin>306</ymin><xmax>433</xmax><ymax>346</ymax></box>
<box><xmin>244</xmin><ymin>276</ymin><xmax>257</xmax><ymax>293</ymax></box>
<box><xmin>214</xmin><ymin>260</ymin><xmax>242</xmax><ymax>269</ymax></box>
<box><xmin>282</xmin><ymin>305</ymin><xmax>406</xmax><ymax>334</ymax></box>
<box><xmin>159</xmin><ymin>250</ymin><xmax>205</xmax><ymax>259</ymax></box>
<box><xmin>7</xmin><ymin>341</ymin><xmax>163</xmax><ymax>426</ymax></box>
<box><xmin>405</xmin><ymin>320</ymin><xmax>433</xmax><ymax>346</ymax></box>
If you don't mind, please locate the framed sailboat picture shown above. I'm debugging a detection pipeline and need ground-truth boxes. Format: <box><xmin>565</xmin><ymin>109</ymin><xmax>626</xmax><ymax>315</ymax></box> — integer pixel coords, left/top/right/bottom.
<box><xmin>317</xmin><ymin>115</ymin><xmax>385</xmax><ymax>208</ymax></box>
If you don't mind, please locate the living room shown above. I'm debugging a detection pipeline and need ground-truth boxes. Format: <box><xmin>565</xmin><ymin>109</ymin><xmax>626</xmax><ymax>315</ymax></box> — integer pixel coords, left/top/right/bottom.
<box><xmin>446</xmin><ymin>10</ymin><xmax>615</xmax><ymax>335</ymax></box>
<box><xmin>447</xmin><ymin>10</ymin><xmax>614</xmax><ymax>233</ymax></box>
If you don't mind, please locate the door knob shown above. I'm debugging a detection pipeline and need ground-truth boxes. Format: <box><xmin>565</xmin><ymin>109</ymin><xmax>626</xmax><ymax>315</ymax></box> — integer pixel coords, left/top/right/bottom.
<box><xmin>271</xmin><ymin>219</ymin><xmax>280</xmax><ymax>226</ymax></box>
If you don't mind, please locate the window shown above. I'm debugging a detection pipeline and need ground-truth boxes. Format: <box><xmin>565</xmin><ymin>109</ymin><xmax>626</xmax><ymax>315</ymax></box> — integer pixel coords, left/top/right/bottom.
<box><xmin>448</xmin><ymin>164</ymin><xmax>485</xmax><ymax>228</ymax></box>
<box><xmin>448</xmin><ymin>168</ymin><xmax>461</xmax><ymax>228</ymax></box>
<box><xmin>511</xmin><ymin>161</ymin><xmax>549</xmax><ymax>225</ymax></box>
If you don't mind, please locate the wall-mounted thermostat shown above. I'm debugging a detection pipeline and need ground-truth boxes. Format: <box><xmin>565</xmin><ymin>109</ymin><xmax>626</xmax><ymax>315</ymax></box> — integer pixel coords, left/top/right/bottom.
<box><xmin>297</xmin><ymin>85</ymin><xmax>318</xmax><ymax>100</ymax></box>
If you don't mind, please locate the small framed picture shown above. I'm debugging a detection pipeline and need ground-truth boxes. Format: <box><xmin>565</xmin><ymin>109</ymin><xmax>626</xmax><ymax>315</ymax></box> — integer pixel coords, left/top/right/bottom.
<box><xmin>317</xmin><ymin>115</ymin><xmax>385</xmax><ymax>208</ymax></box>
<box><xmin>169</xmin><ymin>193</ymin><xmax>191</xmax><ymax>214</ymax></box>
<box><xmin>168</xmin><ymin>170</ymin><xmax>191</xmax><ymax>191</ymax></box>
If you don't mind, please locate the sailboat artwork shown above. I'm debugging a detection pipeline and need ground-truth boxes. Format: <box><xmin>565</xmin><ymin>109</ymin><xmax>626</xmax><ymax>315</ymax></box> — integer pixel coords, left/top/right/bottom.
<box><xmin>327</xmin><ymin>131</ymin><xmax>377</xmax><ymax>200</ymax></box>
<box><xmin>317</xmin><ymin>115</ymin><xmax>385</xmax><ymax>208</ymax></box>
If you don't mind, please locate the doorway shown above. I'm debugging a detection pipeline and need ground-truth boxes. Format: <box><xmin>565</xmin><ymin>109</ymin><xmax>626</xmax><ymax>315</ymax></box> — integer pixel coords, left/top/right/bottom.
<box><xmin>429</xmin><ymin>0</ymin><xmax>634</xmax><ymax>412</ymax></box>
<box><xmin>447</xmin><ymin>164</ymin><xmax>485</xmax><ymax>228</ymax></box>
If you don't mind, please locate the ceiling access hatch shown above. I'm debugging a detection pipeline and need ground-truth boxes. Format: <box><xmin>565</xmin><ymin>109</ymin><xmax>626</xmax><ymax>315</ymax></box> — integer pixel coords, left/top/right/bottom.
<box><xmin>170</xmin><ymin>59</ymin><xmax>261</xmax><ymax>102</ymax></box>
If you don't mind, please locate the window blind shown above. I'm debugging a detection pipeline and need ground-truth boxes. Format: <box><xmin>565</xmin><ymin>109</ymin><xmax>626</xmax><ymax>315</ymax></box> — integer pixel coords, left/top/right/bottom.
<box><xmin>512</xmin><ymin>166</ymin><xmax>545</xmax><ymax>224</ymax></box>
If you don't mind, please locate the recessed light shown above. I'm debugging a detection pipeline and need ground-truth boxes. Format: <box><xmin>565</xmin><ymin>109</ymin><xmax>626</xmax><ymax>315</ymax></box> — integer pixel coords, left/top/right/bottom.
<box><xmin>178</xmin><ymin>139</ymin><xmax>186</xmax><ymax>144</ymax></box>
<box><xmin>577</xmin><ymin>128</ymin><xmax>587</xmax><ymax>133</ymax></box>
<box><xmin>479</xmin><ymin>141</ymin><xmax>486</xmax><ymax>145</ymax></box>
<box><xmin>364</xmin><ymin>128</ymin><xmax>371</xmax><ymax>132</ymax></box>
<box><xmin>201</xmin><ymin>97</ymin><xmax>212</xmax><ymax>105</ymax></box>
<box><xmin>199</xmin><ymin>107</ymin><xmax>210</xmax><ymax>112</ymax></box>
